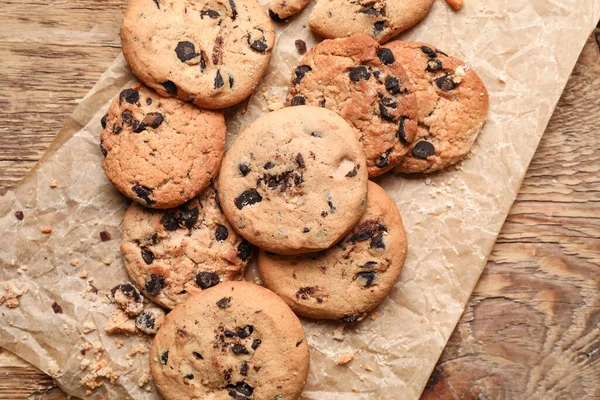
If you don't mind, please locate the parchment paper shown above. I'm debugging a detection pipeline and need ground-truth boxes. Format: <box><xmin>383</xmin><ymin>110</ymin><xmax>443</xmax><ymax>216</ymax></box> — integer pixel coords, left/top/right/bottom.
<box><xmin>1</xmin><ymin>0</ymin><xmax>599</xmax><ymax>398</ymax></box>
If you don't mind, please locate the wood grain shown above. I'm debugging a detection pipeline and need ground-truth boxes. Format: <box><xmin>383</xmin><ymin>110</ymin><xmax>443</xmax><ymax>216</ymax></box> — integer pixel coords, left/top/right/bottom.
<box><xmin>0</xmin><ymin>1</ymin><xmax>598</xmax><ymax>399</ymax></box>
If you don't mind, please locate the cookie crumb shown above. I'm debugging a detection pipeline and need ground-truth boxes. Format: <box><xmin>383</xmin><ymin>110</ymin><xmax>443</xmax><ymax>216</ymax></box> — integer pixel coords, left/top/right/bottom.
<box><xmin>41</xmin><ymin>226</ymin><xmax>53</xmax><ymax>234</ymax></box>
<box><xmin>364</xmin><ymin>363</ymin><xmax>373</xmax><ymax>371</ymax></box>
<box><xmin>453</xmin><ymin>66</ymin><xmax>466</xmax><ymax>84</ymax></box>
<box><xmin>0</xmin><ymin>281</ymin><xmax>29</xmax><ymax>308</ymax></box>
<box><xmin>70</xmin><ymin>259</ymin><xmax>79</xmax><ymax>266</ymax></box>
<box><xmin>99</xmin><ymin>231</ymin><xmax>111</xmax><ymax>241</ymax></box>
<box><xmin>338</xmin><ymin>353</ymin><xmax>354</xmax><ymax>365</ymax></box>
<box><xmin>137</xmin><ymin>370</ymin><xmax>151</xmax><ymax>387</ymax></box>
<box><xmin>82</xmin><ymin>321</ymin><xmax>97</xmax><ymax>334</ymax></box>
<box><xmin>103</xmin><ymin>258</ymin><xmax>113</xmax><ymax>265</ymax></box>
<box><xmin>445</xmin><ymin>0</ymin><xmax>464</xmax><ymax>10</ymax></box>
<box><xmin>498</xmin><ymin>71</ymin><xmax>508</xmax><ymax>83</ymax></box>
<box><xmin>80</xmin><ymin>270</ymin><xmax>88</xmax><ymax>279</ymax></box>
<box><xmin>352</xmin><ymin>386</ymin><xmax>357</xmax><ymax>392</ymax></box>
<box><xmin>332</xmin><ymin>324</ymin><xmax>345</xmax><ymax>341</ymax></box>
<box><xmin>49</xmin><ymin>178</ymin><xmax>58</xmax><ymax>188</ymax></box>
<box><xmin>115</xmin><ymin>339</ymin><xmax>125</xmax><ymax>349</ymax></box>
<box><xmin>104</xmin><ymin>309</ymin><xmax>136</xmax><ymax>335</ymax></box>
<box><xmin>370</xmin><ymin>312</ymin><xmax>379</xmax><ymax>321</ymax></box>
<box><xmin>47</xmin><ymin>359</ymin><xmax>61</xmax><ymax>377</ymax></box>
<box><xmin>14</xmin><ymin>211</ymin><xmax>24</xmax><ymax>220</ymax></box>
<box><xmin>268</xmin><ymin>101</ymin><xmax>284</xmax><ymax>111</ymax></box>
<box><xmin>80</xmin><ymin>359</ymin><xmax>91</xmax><ymax>370</ymax></box>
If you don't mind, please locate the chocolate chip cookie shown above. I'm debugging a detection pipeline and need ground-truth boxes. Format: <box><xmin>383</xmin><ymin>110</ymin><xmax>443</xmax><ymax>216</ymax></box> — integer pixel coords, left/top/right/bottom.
<box><xmin>120</xmin><ymin>186</ymin><xmax>253</xmax><ymax>309</ymax></box>
<box><xmin>309</xmin><ymin>0</ymin><xmax>435</xmax><ymax>44</ymax></box>
<box><xmin>287</xmin><ymin>34</ymin><xmax>418</xmax><ymax>177</ymax></box>
<box><xmin>100</xmin><ymin>84</ymin><xmax>225</xmax><ymax>209</ymax></box>
<box><xmin>258</xmin><ymin>181</ymin><xmax>407</xmax><ymax>323</ymax></box>
<box><xmin>121</xmin><ymin>0</ymin><xmax>275</xmax><ymax>109</ymax></box>
<box><xmin>218</xmin><ymin>105</ymin><xmax>369</xmax><ymax>255</ymax></box>
<box><xmin>386</xmin><ymin>41</ymin><xmax>489</xmax><ymax>173</ymax></box>
<box><xmin>150</xmin><ymin>281</ymin><xmax>309</xmax><ymax>400</ymax></box>
<box><xmin>268</xmin><ymin>0</ymin><xmax>309</xmax><ymax>21</ymax></box>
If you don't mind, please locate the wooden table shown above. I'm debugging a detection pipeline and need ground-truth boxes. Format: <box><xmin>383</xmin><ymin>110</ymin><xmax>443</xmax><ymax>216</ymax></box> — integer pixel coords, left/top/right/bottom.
<box><xmin>1</xmin><ymin>2</ymin><xmax>599</xmax><ymax>398</ymax></box>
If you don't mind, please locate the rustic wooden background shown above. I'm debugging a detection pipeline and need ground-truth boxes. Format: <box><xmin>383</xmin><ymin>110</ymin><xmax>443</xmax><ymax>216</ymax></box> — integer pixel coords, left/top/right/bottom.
<box><xmin>1</xmin><ymin>1</ymin><xmax>599</xmax><ymax>399</ymax></box>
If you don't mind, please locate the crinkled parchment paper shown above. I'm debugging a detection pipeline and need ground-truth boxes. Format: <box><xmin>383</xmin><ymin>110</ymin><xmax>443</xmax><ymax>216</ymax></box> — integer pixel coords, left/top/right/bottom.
<box><xmin>1</xmin><ymin>0</ymin><xmax>599</xmax><ymax>398</ymax></box>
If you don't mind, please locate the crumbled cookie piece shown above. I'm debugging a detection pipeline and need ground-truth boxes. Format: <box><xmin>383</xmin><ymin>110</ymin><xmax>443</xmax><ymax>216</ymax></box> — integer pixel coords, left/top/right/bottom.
<box><xmin>445</xmin><ymin>0</ymin><xmax>464</xmax><ymax>10</ymax></box>
<box><xmin>79</xmin><ymin>270</ymin><xmax>88</xmax><ymax>279</ymax></box>
<box><xmin>104</xmin><ymin>309</ymin><xmax>137</xmax><ymax>335</ymax></box>
<box><xmin>135</xmin><ymin>307</ymin><xmax>166</xmax><ymax>335</ymax></box>
<box><xmin>70</xmin><ymin>259</ymin><xmax>79</xmax><ymax>266</ymax></box>
<box><xmin>82</xmin><ymin>321</ymin><xmax>97</xmax><ymax>334</ymax></box>
<box><xmin>364</xmin><ymin>363</ymin><xmax>373</xmax><ymax>371</ymax></box>
<box><xmin>41</xmin><ymin>226</ymin><xmax>53</xmax><ymax>234</ymax></box>
<box><xmin>111</xmin><ymin>283</ymin><xmax>144</xmax><ymax>316</ymax></box>
<box><xmin>337</xmin><ymin>353</ymin><xmax>354</xmax><ymax>365</ymax></box>
<box><xmin>0</xmin><ymin>281</ymin><xmax>29</xmax><ymax>308</ymax></box>
<box><xmin>49</xmin><ymin>178</ymin><xmax>58</xmax><ymax>188</ymax></box>
<box><xmin>137</xmin><ymin>370</ymin><xmax>151</xmax><ymax>387</ymax></box>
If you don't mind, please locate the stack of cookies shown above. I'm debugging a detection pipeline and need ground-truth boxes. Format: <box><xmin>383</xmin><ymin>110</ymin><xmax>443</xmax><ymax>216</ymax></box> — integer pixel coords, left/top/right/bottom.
<box><xmin>97</xmin><ymin>0</ymin><xmax>489</xmax><ymax>398</ymax></box>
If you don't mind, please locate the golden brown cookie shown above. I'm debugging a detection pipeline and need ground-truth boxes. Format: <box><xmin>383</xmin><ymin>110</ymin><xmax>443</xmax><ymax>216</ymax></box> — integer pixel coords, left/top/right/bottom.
<box><xmin>268</xmin><ymin>0</ymin><xmax>309</xmax><ymax>21</ymax></box>
<box><xmin>150</xmin><ymin>281</ymin><xmax>309</xmax><ymax>400</ymax></box>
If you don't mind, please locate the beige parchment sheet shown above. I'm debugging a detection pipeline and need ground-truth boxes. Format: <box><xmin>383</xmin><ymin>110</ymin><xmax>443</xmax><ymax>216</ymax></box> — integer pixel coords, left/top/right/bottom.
<box><xmin>1</xmin><ymin>0</ymin><xmax>599</xmax><ymax>398</ymax></box>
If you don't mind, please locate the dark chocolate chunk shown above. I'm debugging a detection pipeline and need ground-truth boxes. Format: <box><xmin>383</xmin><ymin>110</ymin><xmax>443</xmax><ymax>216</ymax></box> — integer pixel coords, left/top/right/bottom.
<box><xmin>161</xmin><ymin>81</ymin><xmax>178</xmax><ymax>95</ymax></box>
<box><xmin>160</xmin><ymin>212</ymin><xmax>179</xmax><ymax>231</ymax></box>
<box><xmin>349</xmin><ymin>220</ymin><xmax>385</xmax><ymax>243</ymax></box>
<box><xmin>101</xmin><ymin>114</ymin><xmax>108</xmax><ymax>129</ymax></box>
<box><xmin>380</xmin><ymin>95</ymin><xmax>397</xmax><ymax>108</ymax></box>
<box><xmin>345</xmin><ymin>167</ymin><xmax>358</xmax><ymax>177</ymax></box>
<box><xmin>239</xmin><ymin>163</ymin><xmax>251</xmax><ymax>176</ymax></box>
<box><xmin>217</xmin><ymin>297</ymin><xmax>232</xmax><ymax>308</ymax></box>
<box><xmin>379</xmin><ymin>102</ymin><xmax>396</xmax><ymax>121</ymax></box>
<box><xmin>193</xmin><ymin>351</ymin><xmax>204</xmax><ymax>360</ymax></box>
<box><xmin>321</xmin><ymin>211</ymin><xmax>328</xmax><ymax>217</ymax></box>
<box><xmin>268</xmin><ymin>9</ymin><xmax>285</xmax><ymax>22</ymax></box>
<box><xmin>146</xmin><ymin>98</ymin><xmax>153</xmax><ymax>105</ymax></box>
<box><xmin>14</xmin><ymin>211</ymin><xmax>24</xmax><ymax>220</ymax></box>
<box><xmin>145</xmin><ymin>274</ymin><xmax>164</xmax><ymax>295</ymax></box>
<box><xmin>290</xmin><ymin>95</ymin><xmax>306</xmax><ymax>106</ymax></box>
<box><xmin>179</xmin><ymin>207</ymin><xmax>199</xmax><ymax>229</ymax></box>
<box><xmin>397</xmin><ymin>117</ymin><xmax>408</xmax><ymax>144</ymax></box>
<box><xmin>296</xmin><ymin>339</ymin><xmax>303</xmax><ymax>347</ymax></box>
<box><xmin>354</xmin><ymin>271</ymin><xmax>376</xmax><ymax>287</ymax></box>
<box><xmin>374</xmin><ymin>21</ymin><xmax>386</xmax><ymax>32</ymax></box>
<box><xmin>237</xmin><ymin>240</ymin><xmax>253</xmax><ymax>261</ymax></box>
<box><xmin>175</xmin><ymin>41</ymin><xmax>198</xmax><ymax>62</ymax></box>
<box><xmin>370</xmin><ymin>233</ymin><xmax>385</xmax><ymax>249</ymax></box>
<box><xmin>52</xmin><ymin>302</ymin><xmax>63</xmax><ymax>314</ymax></box>
<box><xmin>145</xmin><ymin>112</ymin><xmax>164</xmax><ymax>129</ymax></box>
<box><xmin>240</xmin><ymin>361</ymin><xmax>249</xmax><ymax>376</ymax></box>
<box><xmin>411</xmin><ymin>141</ymin><xmax>435</xmax><ymax>159</ymax></box>
<box><xmin>264</xmin><ymin>162</ymin><xmax>275</xmax><ymax>170</ymax></box>
<box><xmin>296</xmin><ymin>153</ymin><xmax>305</xmax><ymax>168</ymax></box>
<box><xmin>200</xmin><ymin>51</ymin><xmax>207</xmax><ymax>71</ymax></box>
<box><xmin>385</xmin><ymin>76</ymin><xmax>400</xmax><ymax>94</ymax></box>
<box><xmin>375</xmin><ymin>149</ymin><xmax>391</xmax><ymax>168</ymax></box>
<box><xmin>113</xmin><ymin>283</ymin><xmax>142</xmax><ymax>302</ymax></box>
<box><xmin>248</xmin><ymin>35</ymin><xmax>268</xmax><ymax>53</ymax></box>
<box><xmin>100</xmin><ymin>143</ymin><xmax>108</xmax><ymax>157</ymax></box>
<box><xmin>113</xmin><ymin>125</ymin><xmax>122</xmax><ymax>134</ymax></box>
<box><xmin>435</xmin><ymin>73</ymin><xmax>456</xmax><ymax>91</ymax></box>
<box><xmin>215</xmin><ymin>70</ymin><xmax>225</xmax><ymax>89</ymax></box>
<box><xmin>201</xmin><ymin>9</ymin><xmax>220</xmax><ymax>19</ymax></box>
<box><xmin>319</xmin><ymin>99</ymin><xmax>326</xmax><ymax>107</ymax></box>
<box><xmin>160</xmin><ymin>351</ymin><xmax>168</xmax><ymax>365</ymax></box>
<box><xmin>340</xmin><ymin>312</ymin><xmax>364</xmax><ymax>324</ymax></box>
<box><xmin>231</xmin><ymin>344</ymin><xmax>248</xmax><ymax>354</ymax></box>
<box><xmin>235</xmin><ymin>189</ymin><xmax>262</xmax><ymax>210</ymax></box>
<box><xmin>120</xmin><ymin>88</ymin><xmax>139</xmax><ymax>105</ymax></box>
<box><xmin>234</xmin><ymin>382</ymin><xmax>254</xmax><ymax>396</ymax></box>
<box><xmin>360</xmin><ymin>261</ymin><xmax>378</xmax><ymax>269</ymax></box>
<box><xmin>132</xmin><ymin>119</ymin><xmax>147</xmax><ymax>133</ymax></box>
<box><xmin>292</xmin><ymin>65</ymin><xmax>312</xmax><ymax>85</ymax></box>
<box><xmin>360</xmin><ymin>5</ymin><xmax>382</xmax><ymax>15</ymax></box>
<box><xmin>185</xmin><ymin>373</ymin><xmax>194</xmax><ymax>380</ymax></box>
<box><xmin>141</xmin><ymin>248</ymin><xmax>154</xmax><ymax>265</ymax></box>
<box><xmin>136</xmin><ymin>311</ymin><xmax>156</xmax><ymax>330</ymax></box>
<box><xmin>426</xmin><ymin>59</ymin><xmax>443</xmax><ymax>72</ymax></box>
<box><xmin>151</xmin><ymin>232</ymin><xmax>159</xmax><ymax>244</ymax></box>
<box><xmin>376</xmin><ymin>48</ymin><xmax>395</xmax><ymax>65</ymax></box>
<box><xmin>229</xmin><ymin>0</ymin><xmax>237</xmax><ymax>20</ymax></box>
<box><xmin>229</xmin><ymin>75</ymin><xmax>235</xmax><ymax>88</ymax></box>
<box><xmin>328</xmin><ymin>199</ymin><xmax>336</xmax><ymax>213</ymax></box>
<box><xmin>421</xmin><ymin>46</ymin><xmax>437</xmax><ymax>58</ymax></box>
<box><xmin>236</xmin><ymin>325</ymin><xmax>253</xmax><ymax>338</ymax></box>
<box><xmin>303</xmin><ymin>227</ymin><xmax>310</xmax><ymax>233</ymax></box>
<box><xmin>251</xmin><ymin>339</ymin><xmax>261</xmax><ymax>350</ymax></box>
<box><xmin>215</xmin><ymin>224</ymin><xmax>229</xmax><ymax>242</ymax></box>
<box><xmin>196</xmin><ymin>271</ymin><xmax>220</xmax><ymax>289</ymax></box>
<box><xmin>121</xmin><ymin>111</ymin><xmax>133</xmax><ymax>125</ymax></box>
<box><xmin>349</xmin><ymin>66</ymin><xmax>371</xmax><ymax>82</ymax></box>
<box><xmin>295</xmin><ymin>39</ymin><xmax>307</xmax><ymax>54</ymax></box>
<box><xmin>224</xmin><ymin>329</ymin><xmax>236</xmax><ymax>338</ymax></box>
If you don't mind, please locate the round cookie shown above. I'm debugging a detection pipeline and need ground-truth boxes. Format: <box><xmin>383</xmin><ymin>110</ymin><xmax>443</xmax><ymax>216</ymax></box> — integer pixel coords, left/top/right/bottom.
<box><xmin>258</xmin><ymin>181</ymin><xmax>407</xmax><ymax>323</ymax></box>
<box><xmin>287</xmin><ymin>34</ymin><xmax>418</xmax><ymax>177</ymax></box>
<box><xmin>309</xmin><ymin>0</ymin><xmax>435</xmax><ymax>44</ymax></box>
<box><xmin>386</xmin><ymin>41</ymin><xmax>490</xmax><ymax>173</ymax></box>
<box><xmin>120</xmin><ymin>186</ymin><xmax>253</xmax><ymax>309</ymax></box>
<box><xmin>100</xmin><ymin>84</ymin><xmax>225</xmax><ymax>209</ymax></box>
<box><xmin>121</xmin><ymin>0</ymin><xmax>275</xmax><ymax>109</ymax></box>
<box><xmin>218</xmin><ymin>105</ymin><xmax>369</xmax><ymax>255</ymax></box>
<box><xmin>150</xmin><ymin>281</ymin><xmax>309</xmax><ymax>400</ymax></box>
<box><xmin>268</xmin><ymin>0</ymin><xmax>309</xmax><ymax>21</ymax></box>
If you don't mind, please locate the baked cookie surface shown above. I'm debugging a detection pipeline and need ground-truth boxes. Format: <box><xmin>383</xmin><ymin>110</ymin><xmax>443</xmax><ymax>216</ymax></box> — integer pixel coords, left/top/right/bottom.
<box><xmin>121</xmin><ymin>0</ymin><xmax>275</xmax><ymax>109</ymax></box>
<box><xmin>120</xmin><ymin>186</ymin><xmax>253</xmax><ymax>309</ymax></box>
<box><xmin>150</xmin><ymin>281</ymin><xmax>309</xmax><ymax>400</ymax></box>
<box><xmin>287</xmin><ymin>34</ymin><xmax>418</xmax><ymax>176</ymax></box>
<box><xmin>100</xmin><ymin>84</ymin><xmax>225</xmax><ymax>209</ymax></box>
<box><xmin>309</xmin><ymin>0</ymin><xmax>435</xmax><ymax>44</ymax></box>
<box><xmin>258</xmin><ymin>181</ymin><xmax>407</xmax><ymax>323</ymax></box>
<box><xmin>387</xmin><ymin>41</ymin><xmax>489</xmax><ymax>173</ymax></box>
<box><xmin>268</xmin><ymin>0</ymin><xmax>309</xmax><ymax>21</ymax></box>
<box><xmin>218</xmin><ymin>105</ymin><xmax>369</xmax><ymax>255</ymax></box>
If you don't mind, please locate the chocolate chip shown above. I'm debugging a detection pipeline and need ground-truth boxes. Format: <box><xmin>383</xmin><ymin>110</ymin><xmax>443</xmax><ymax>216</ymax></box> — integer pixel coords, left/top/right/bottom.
<box><xmin>160</xmin><ymin>351</ymin><xmax>168</xmax><ymax>365</ymax></box>
<box><xmin>52</xmin><ymin>302</ymin><xmax>63</xmax><ymax>314</ymax></box>
<box><xmin>234</xmin><ymin>382</ymin><xmax>253</xmax><ymax>396</ymax></box>
<box><xmin>296</xmin><ymin>153</ymin><xmax>305</xmax><ymax>168</ymax></box>
<box><xmin>237</xmin><ymin>240</ymin><xmax>253</xmax><ymax>261</ymax></box>
<box><xmin>328</xmin><ymin>199</ymin><xmax>336</xmax><ymax>213</ymax></box>
<box><xmin>141</xmin><ymin>248</ymin><xmax>154</xmax><ymax>265</ymax></box>
<box><xmin>397</xmin><ymin>117</ymin><xmax>408</xmax><ymax>144</ymax></box>
<box><xmin>360</xmin><ymin>261</ymin><xmax>378</xmax><ymax>269</ymax></box>
<box><xmin>200</xmin><ymin>51</ymin><xmax>207</xmax><ymax>71</ymax></box>
<box><xmin>151</xmin><ymin>232</ymin><xmax>158</xmax><ymax>244</ymax></box>
<box><xmin>200</xmin><ymin>9</ymin><xmax>220</xmax><ymax>19</ymax></box>
<box><xmin>146</xmin><ymin>98</ymin><xmax>152</xmax><ymax>105</ymax></box>
<box><xmin>196</xmin><ymin>271</ymin><xmax>220</xmax><ymax>289</ymax></box>
<box><xmin>229</xmin><ymin>75</ymin><xmax>235</xmax><ymax>88</ymax></box>
<box><xmin>101</xmin><ymin>114</ymin><xmax>108</xmax><ymax>129</ymax></box>
<box><xmin>311</xmin><ymin>131</ymin><xmax>322</xmax><ymax>138</ymax></box>
<box><xmin>224</xmin><ymin>329</ymin><xmax>236</xmax><ymax>338</ymax></box>
<box><xmin>214</xmin><ymin>191</ymin><xmax>222</xmax><ymax>209</ymax></box>
<box><xmin>99</xmin><ymin>230</ymin><xmax>111</xmax><ymax>241</ymax></box>
<box><xmin>303</xmin><ymin>227</ymin><xmax>310</xmax><ymax>233</ymax></box>
<box><xmin>14</xmin><ymin>211</ymin><xmax>24</xmax><ymax>220</ymax></box>
<box><xmin>251</xmin><ymin>339</ymin><xmax>261</xmax><ymax>350</ymax></box>
<box><xmin>239</xmin><ymin>163</ymin><xmax>251</xmax><ymax>176</ymax></box>
<box><xmin>269</xmin><ymin>9</ymin><xmax>285</xmax><ymax>22</ymax></box>
<box><xmin>295</xmin><ymin>39</ymin><xmax>307</xmax><ymax>54</ymax></box>
<box><xmin>236</xmin><ymin>325</ymin><xmax>253</xmax><ymax>338</ymax></box>
<box><xmin>290</xmin><ymin>95</ymin><xmax>305</xmax><ymax>106</ymax></box>
<box><xmin>292</xmin><ymin>65</ymin><xmax>312</xmax><ymax>85</ymax></box>
<box><xmin>385</xmin><ymin>76</ymin><xmax>400</xmax><ymax>94</ymax></box>
<box><xmin>235</xmin><ymin>189</ymin><xmax>262</xmax><ymax>210</ymax></box>
<box><xmin>179</xmin><ymin>207</ymin><xmax>199</xmax><ymax>229</ymax></box>
<box><xmin>321</xmin><ymin>211</ymin><xmax>328</xmax><ymax>217</ymax></box>
<box><xmin>135</xmin><ymin>311</ymin><xmax>159</xmax><ymax>333</ymax></box>
<box><xmin>346</xmin><ymin>167</ymin><xmax>358</xmax><ymax>177</ymax></box>
<box><xmin>100</xmin><ymin>143</ymin><xmax>108</xmax><ymax>157</ymax></box>
<box><xmin>153</xmin><ymin>0</ymin><xmax>160</xmax><ymax>8</ymax></box>
<box><xmin>379</xmin><ymin>103</ymin><xmax>396</xmax><ymax>121</ymax></box>
<box><xmin>375</xmin><ymin>149</ymin><xmax>392</xmax><ymax>168</ymax></box>
<box><xmin>426</xmin><ymin>59</ymin><xmax>443</xmax><ymax>72</ymax></box>
<box><xmin>319</xmin><ymin>99</ymin><xmax>326</xmax><ymax>107</ymax></box>
<box><xmin>340</xmin><ymin>312</ymin><xmax>364</xmax><ymax>324</ymax></box>
<box><xmin>349</xmin><ymin>66</ymin><xmax>371</xmax><ymax>82</ymax></box>
<box><xmin>145</xmin><ymin>112</ymin><xmax>164</xmax><ymax>129</ymax></box>
<box><xmin>185</xmin><ymin>373</ymin><xmax>194</xmax><ymax>380</ymax></box>
<box><xmin>435</xmin><ymin>73</ymin><xmax>456</xmax><ymax>91</ymax></box>
<box><xmin>217</xmin><ymin>297</ymin><xmax>232</xmax><ymax>308</ymax></box>
<box><xmin>160</xmin><ymin>212</ymin><xmax>179</xmax><ymax>231</ymax></box>
<box><xmin>354</xmin><ymin>271</ymin><xmax>376</xmax><ymax>287</ymax></box>
<box><xmin>132</xmin><ymin>184</ymin><xmax>153</xmax><ymax>205</ymax></box>
<box><xmin>215</xmin><ymin>225</ymin><xmax>229</xmax><ymax>242</ymax></box>
<box><xmin>120</xmin><ymin>88</ymin><xmax>139</xmax><ymax>105</ymax></box>
<box><xmin>121</xmin><ymin>111</ymin><xmax>133</xmax><ymax>125</ymax></box>
<box><xmin>264</xmin><ymin>162</ymin><xmax>275</xmax><ymax>170</ymax></box>
<box><xmin>132</xmin><ymin>119</ymin><xmax>147</xmax><ymax>133</ymax></box>
<box><xmin>145</xmin><ymin>274</ymin><xmax>164</xmax><ymax>296</ymax></box>
<box><xmin>360</xmin><ymin>5</ymin><xmax>382</xmax><ymax>15</ymax></box>
<box><xmin>161</xmin><ymin>81</ymin><xmax>178</xmax><ymax>95</ymax></box>
<box><xmin>215</xmin><ymin>70</ymin><xmax>225</xmax><ymax>89</ymax></box>
<box><xmin>380</xmin><ymin>95</ymin><xmax>397</xmax><ymax>108</ymax></box>
<box><xmin>240</xmin><ymin>361</ymin><xmax>249</xmax><ymax>376</ymax></box>
<box><xmin>376</xmin><ymin>48</ymin><xmax>395</xmax><ymax>65</ymax></box>
<box><xmin>113</xmin><ymin>125</ymin><xmax>122</xmax><ymax>134</ymax></box>
<box><xmin>193</xmin><ymin>351</ymin><xmax>203</xmax><ymax>359</ymax></box>
<box><xmin>175</xmin><ymin>41</ymin><xmax>198</xmax><ymax>62</ymax></box>
<box><xmin>411</xmin><ymin>141</ymin><xmax>435</xmax><ymax>159</ymax></box>
<box><xmin>231</xmin><ymin>344</ymin><xmax>248</xmax><ymax>354</ymax></box>
<box><xmin>248</xmin><ymin>36</ymin><xmax>268</xmax><ymax>53</ymax></box>
<box><xmin>370</xmin><ymin>233</ymin><xmax>385</xmax><ymax>249</ymax></box>
<box><xmin>350</xmin><ymin>220</ymin><xmax>385</xmax><ymax>243</ymax></box>
<box><xmin>421</xmin><ymin>46</ymin><xmax>437</xmax><ymax>58</ymax></box>
<box><xmin>374</xmin><ymin>21</ymin><xmax>386</xmax><ymax>32</ymax></box>
<box><xmin>229</xmin><ymin>0</ymin><xmax>237</xmax><ymax>20</ymax></box>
